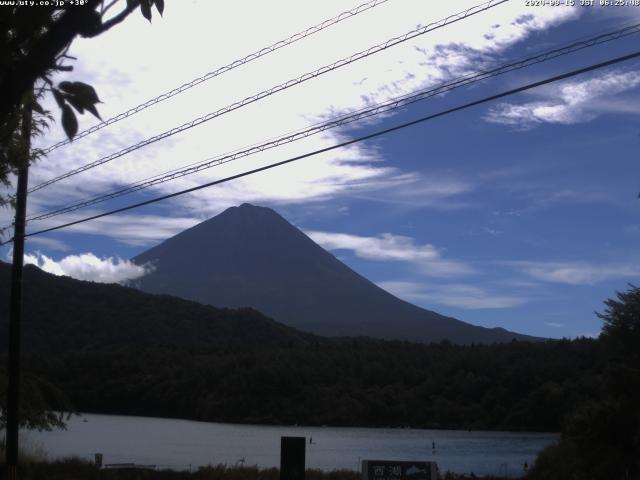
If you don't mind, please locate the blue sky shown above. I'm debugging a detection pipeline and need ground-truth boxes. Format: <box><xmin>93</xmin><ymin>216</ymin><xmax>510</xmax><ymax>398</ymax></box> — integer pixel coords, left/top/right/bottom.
<box><xmin>2</xmin><ymin>0</ymin><xmax>640</xmax><ymax>339</ymax></box>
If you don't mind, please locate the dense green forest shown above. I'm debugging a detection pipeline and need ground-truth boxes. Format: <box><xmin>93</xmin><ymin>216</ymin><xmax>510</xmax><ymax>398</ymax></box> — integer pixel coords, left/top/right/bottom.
<box><xmin>2</xmin><ymin>264</ymin><xmax>639</xmax><ymax>478</ymax></box>
<box><xmin>0</xmin><ymin>261</ymin><xmax>608</xmax><ymax>432</ymax></box>
<box><xmin>24</xmin><ymin>338</ymin><xmax>599</xmax><ymax>432</ymax></box>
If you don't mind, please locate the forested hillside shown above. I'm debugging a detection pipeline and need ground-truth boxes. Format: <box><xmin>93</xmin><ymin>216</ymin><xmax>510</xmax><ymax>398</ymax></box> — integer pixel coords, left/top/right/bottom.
<box><xmin>20</xmin><ymin>338</ymin><xmax>599</xmax><ymax>432</ymax></box>
<box><xmin>0</xmin><ymin>261</ymin><xmax>604</xmax><ymax>432</ymax></box>
<box><xmin>0</xmin><ymin>261</ymin><xmax>312</xmax><ymax>354</ymax></box>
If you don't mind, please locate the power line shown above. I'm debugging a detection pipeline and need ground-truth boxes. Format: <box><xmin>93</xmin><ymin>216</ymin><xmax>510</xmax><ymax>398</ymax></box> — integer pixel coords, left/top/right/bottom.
<box><xmin>24</xmin><ymin>22</ymin><xmax>640</xmax><ymax>223</ymax></box>
<box><xmin>41</xmin><ymin>0</ymin><xmax>392</xmax><ymax>155</ymax></box>
<box><xmin>9</xmin><ymin>49</ymin><xmax>639</xmax><ymax>243</ymax></box>
<box><xmin>28</xmin><ymin>0</ymin><xmax>507</xmax><ymax>194</ymax></box>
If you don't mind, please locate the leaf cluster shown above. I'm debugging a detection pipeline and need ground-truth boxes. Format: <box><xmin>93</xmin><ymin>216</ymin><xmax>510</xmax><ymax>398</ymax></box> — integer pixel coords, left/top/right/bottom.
<box><xmin>52</xmin><ymin>81</ymin><xmax>102</xmax><ymax>140</ymax></box>
<box><xmin>0</xmin><ymin>1</ymin><xmax>165</xmax><ymax>206</ymax></box>
<box><xmin>135</xmin><ymin>0</ymin><xmax>165</xmax><ymax>22</ymax></box>
<box><xmin>526</xmin><ymin>285</ymin><xmax>640</xmax><ymax>480</ymax></box>
<box><xmin>0</xmin><ymin>366</ymin><xmax>71</xmax><ymax>432</ymax></box>
<box><xmin>0</xmin><ymin>89</ymin><xmax>51</xmax><ymax>218</ymax></box>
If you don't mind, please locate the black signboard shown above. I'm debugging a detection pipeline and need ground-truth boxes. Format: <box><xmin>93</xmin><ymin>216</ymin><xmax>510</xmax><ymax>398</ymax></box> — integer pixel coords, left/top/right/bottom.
<box><xmin>362</xmin><ymin>460</ymin><xmax>438</xmax><ymax>480</ymax></box>
<box><xmin>281</xmin><ymin>436</ymin><xmax>306</xmax><ymax>480</ymax></box>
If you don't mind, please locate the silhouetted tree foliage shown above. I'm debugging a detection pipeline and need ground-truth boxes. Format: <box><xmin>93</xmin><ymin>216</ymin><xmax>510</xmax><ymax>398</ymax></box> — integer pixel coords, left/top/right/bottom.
<box><xmin>0</xmin><ymin>460</ymin><xmax>361</xmax><ymax>480</ymax></box>
<box><xmin>0</xmin><ymin>261</ymin><xmax>609</xmax><ymax>432</ymax></box>
<box><xmin>26</xmin><ymin>338</ymin><xmax>603</xmax><ymax>431</ymax></box>
<box><xmin>0</xmin><ymin>459</ymin><xmax>506</xmax><ymax>480</ymax></box>
<box><xmin>0</xmin><ymin>367</ymin><xmax>70</xmax><ymax>431</ymax></box>
<box><xmin>1</xmin><ymin>262</ymin><xmax>635</xmax><ymax>468</ymax></box>
<box><xmin>0</xmin><ymin>0</ymin><xmax>164</xmax><ymax>206</ymax></box>
<box><xmin>527</xmin><ymin>285</ymin><xmax>640</xmax><ymax>480</ymax></box>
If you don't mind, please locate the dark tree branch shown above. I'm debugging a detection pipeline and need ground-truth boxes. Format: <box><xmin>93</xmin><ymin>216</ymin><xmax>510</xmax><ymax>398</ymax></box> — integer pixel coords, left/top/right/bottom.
<box><xmin>54</xmin><ymin>43</ymin><xmax>71</xmax><ymax>61</ymax></box>
<box><xmin>101</xmin><ymin>0</ymin><xmax>121</xmax><ymax>17</ymax></box>
<box><xmin>85</xmin><ymin>0</ymin><xmax>140</xmax><ymax>38</ymax></box>
<box><xmin>0</xmin><ymin>0</ymin><xmax>141</xmax><ymax>124</ymax></box>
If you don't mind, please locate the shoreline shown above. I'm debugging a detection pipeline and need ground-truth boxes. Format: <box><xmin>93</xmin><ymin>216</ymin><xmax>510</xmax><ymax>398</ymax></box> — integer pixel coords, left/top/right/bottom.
<box><xmin>65</xmin><ymin>411</ymin><xmax>561</xmax><ymax>435</ymax></box>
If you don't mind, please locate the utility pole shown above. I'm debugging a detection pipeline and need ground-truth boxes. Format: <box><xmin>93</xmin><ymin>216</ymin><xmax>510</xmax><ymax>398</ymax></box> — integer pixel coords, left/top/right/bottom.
<box><xmin>6</xmin><ymin>94</ymin><xmax>32</xmax><ymax>480</ymax></box>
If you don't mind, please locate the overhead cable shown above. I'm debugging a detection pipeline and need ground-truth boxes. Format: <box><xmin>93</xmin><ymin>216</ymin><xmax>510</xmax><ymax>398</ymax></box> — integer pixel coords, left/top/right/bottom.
<box><xmin>8</xmin><ymin>49</ymin><xmax>637</xmax><ymax>243</ymax></box>
<box><xmin>25</xmin><ymin>22</ymin><xmax>640</xmax><ymax>222</ymax></box>
<box><xmin>41</xmin><ymin>0</ymin><xmax>392</xmax><ymax>154</ymax></box>
<box><xmin>28</xmin><ymin>0</ymin><xmax>508</xmax><ymax>193</ymax></box>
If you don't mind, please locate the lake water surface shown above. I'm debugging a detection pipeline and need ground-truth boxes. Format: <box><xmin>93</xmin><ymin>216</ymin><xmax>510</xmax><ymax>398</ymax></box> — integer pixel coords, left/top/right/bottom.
<box><xmin>25</xmin><ymin>414</ymin><xmax>557</xmax><ymax>478</ymax></box>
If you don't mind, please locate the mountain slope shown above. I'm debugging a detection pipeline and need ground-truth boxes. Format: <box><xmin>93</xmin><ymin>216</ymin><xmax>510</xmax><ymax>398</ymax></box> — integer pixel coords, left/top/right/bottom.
<box><xmin>133</xmin><ymin>203</ymin><xmax>538</xmax><ymax>344</ymax></box>
<box><xmin>0</xmin><ymin>261</ymin><xmax>311</xmax><ymax>354</ymax></box>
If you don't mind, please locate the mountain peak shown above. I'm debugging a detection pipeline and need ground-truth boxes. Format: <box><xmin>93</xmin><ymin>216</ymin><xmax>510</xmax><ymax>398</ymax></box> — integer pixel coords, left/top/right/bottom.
<box><xmin>230</xmin><ymin>202</ymin><xmax>268</xmax><ymax>212</ymax></box>
<box><xmin>133</xmin><ymin>204</ymin><xmax>539</xmax><ymax>344</ymax></box>
<box><xmin>216</xmin><ymin>203</ymin><xmax>284</xmax><ymax>223</ymax></box>
<box><xmin>160</xmin><ymin>204</ymin><xmax>289</xmax><ymax>244</ymax></box>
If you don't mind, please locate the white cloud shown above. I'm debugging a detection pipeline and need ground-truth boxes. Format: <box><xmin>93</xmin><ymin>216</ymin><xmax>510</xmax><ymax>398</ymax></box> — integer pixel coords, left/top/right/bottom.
<box><xmin>482</xmin><ymin>227</ymin><xmax>503</xmax><ymax>236</ymax></box>
<box><xmin>23</xmin><ymin>251</ymin><xmax>152</xmax><ymax>284</ymax></box>
<box><xmin>27</xmin><ymin>212</ymin><xmax>200</xmax><ymax>246</ymax></box>
<box><xmin>305</xmin><ymin>230</ymin><xmax>474</xmax><ymax>277</ymax></box>
<box><xmin>306</xmin><ymin>230</ymin><xmax>438</xmax><ymax>261</ymax></box>
<box><xmin>513</xmin><ymin>261</ymin><xmax>640</xmax><ymax>285</ymax></box>
<box><xmin>545</xmin><ymin>322</ymin><xmax>565</xmax><ymax>328</ymax></box>
<box><xmin>378</xmin><ymin>280</ymin><xmax>528</xmax><ymax>309</ymax></box>
<box><xmin>416</xmin><ymin>260</ymin><xmax>476</xmax><ymax>278</ymax></box>
<box><xmin>348</xmin><ymin>173</ymin><xmax>475</xmax><ymax>209</ymax></box>
<box><xmin>485</xmin><ymin>70</ymin><xmax>640</xmax><ymax>128</ymax></box>
<box><xmin>19</xmin><ymin>0</ymin><xmax>581</xmax><ymax>227</ymax></box>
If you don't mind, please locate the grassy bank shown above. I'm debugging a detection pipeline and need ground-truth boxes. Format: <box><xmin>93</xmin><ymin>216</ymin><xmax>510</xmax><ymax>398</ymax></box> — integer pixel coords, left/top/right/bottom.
<box><xmin>0</xmin><ymin>459</ymin><xmax>506</xmax><ymax>480</ymax></box>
